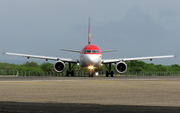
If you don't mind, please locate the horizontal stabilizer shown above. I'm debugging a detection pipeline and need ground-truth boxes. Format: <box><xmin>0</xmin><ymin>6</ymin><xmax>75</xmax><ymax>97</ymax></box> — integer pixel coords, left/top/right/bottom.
<box><xmin>59</xmin><ymin>49</ymin><xmax>80</xmax><ymax>53</ymax></box>
<box><xmin>101</xmin><ymin>50</ymin><xmax>118</xmax><ymax>53</ymax></box>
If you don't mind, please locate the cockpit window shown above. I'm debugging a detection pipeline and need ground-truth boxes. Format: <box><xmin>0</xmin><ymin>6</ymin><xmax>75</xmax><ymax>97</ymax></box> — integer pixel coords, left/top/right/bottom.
<box><xmin>87</xmin><ymin>50</ymin><xmax>91</xmax><ymax>53</ymax></box>
<box><xmin>92</xmin><ymin>50</ymin><xmax>96</xmax><ymax>53</ymax></box>
<box><xmin>83</xmin><ymin>50</ymin><xmax>100</xmax><ymax>53</ymax></box>
<box><xmin>94</xmin><ymin>50</ymin><xmax>100</xmax><ymax>53</ymax></box>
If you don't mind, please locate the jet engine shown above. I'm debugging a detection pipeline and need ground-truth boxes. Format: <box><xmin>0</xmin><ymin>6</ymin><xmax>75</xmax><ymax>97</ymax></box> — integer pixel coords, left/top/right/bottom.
<box><xmin>54</xmin><ymin>61</ymin><xmax>65</xmax><ymax>73</ymax></box>
<box><xmin>116</xmin><ymin>61</ymin><xmax>127</xmax><ymax>74</ymax></box>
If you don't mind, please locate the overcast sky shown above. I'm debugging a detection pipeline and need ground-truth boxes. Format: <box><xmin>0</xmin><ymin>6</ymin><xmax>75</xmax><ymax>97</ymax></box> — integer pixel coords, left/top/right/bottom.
<box><xmin>0</xmin><ymin>0</ymin><xmax>179</xmax><ymax>65</ymax></box>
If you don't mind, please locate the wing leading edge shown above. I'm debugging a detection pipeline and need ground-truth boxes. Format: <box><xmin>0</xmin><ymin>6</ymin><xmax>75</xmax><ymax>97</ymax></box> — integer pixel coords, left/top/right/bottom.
<box><xmin>102</xmin><ymin>54</ymin><xmax>177</xmax><ymax>64</ymax></box>
<box><xmin>4</xmin><ymin>52</ymin><xmax>78</xmax><ymax>63</ymax></box>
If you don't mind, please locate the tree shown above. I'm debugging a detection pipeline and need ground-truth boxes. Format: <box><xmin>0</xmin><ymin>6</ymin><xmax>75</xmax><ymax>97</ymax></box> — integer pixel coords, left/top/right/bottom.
<box><xmin>23</xmin><ymin>61</ymin><xmax>39</xmax><ymax>67</ymax></box>
<box><xmin>0</xmin><ymin>61</ymin><xmax>180</xmax><ymax>73</ymax></box>
<box><xmin>40</xmin><ymin>62</ymin><xmax>54</xmax><ymax>72</ymax></box>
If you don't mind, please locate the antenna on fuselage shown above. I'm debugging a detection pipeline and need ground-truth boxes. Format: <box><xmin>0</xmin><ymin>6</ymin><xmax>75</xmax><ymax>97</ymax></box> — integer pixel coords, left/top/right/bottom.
<box><xmin>88</xmin><ymin>17</ymin><xmax>91</xmax><ymax>44</ymax></box>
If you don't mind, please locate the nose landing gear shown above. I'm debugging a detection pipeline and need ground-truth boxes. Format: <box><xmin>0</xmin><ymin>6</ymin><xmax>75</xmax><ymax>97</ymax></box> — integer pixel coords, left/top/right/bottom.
<box><xmin>88</xmin><ymin>65</ymin><xmax>94</xmax><ymax>77</ymax></box>
<box><xmin>89</xmin><ymin>70</ymin><xmax>93</xmax><ymax>77</ymax></box>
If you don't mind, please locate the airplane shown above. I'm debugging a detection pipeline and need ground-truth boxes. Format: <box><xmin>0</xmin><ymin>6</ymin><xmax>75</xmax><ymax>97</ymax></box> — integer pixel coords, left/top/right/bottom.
<box><xmin>3</xmin><ymin>17</ymin><xmax>177</xmax><ymax>77</ymax></box>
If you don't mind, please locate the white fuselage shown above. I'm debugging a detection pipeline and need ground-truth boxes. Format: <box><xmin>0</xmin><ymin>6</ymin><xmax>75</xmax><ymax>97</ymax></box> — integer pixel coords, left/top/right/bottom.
<box><xmin>80</xmin><ymin>54</ymin><xmax>102</xmax><ymax>68</ymax></box>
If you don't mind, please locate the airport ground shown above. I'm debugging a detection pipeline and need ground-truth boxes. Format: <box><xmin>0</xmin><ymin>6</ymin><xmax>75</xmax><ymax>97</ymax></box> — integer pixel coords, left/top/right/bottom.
<box><xmin>0</xmin><ymin>76</ymin><xmax>180</xmax><ymax>113</ymax></box>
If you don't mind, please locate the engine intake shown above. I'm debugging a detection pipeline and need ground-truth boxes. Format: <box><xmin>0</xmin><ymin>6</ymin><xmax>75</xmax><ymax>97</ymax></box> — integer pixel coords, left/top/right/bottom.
<box><xmin>116</xmin><ymin>61</ymin><xmax>127</xmax><ymax>74</ymax></box>
<box><xmin>54</xmin><ymin>61</ymin><xmax>65</xmax><ymax>73</ymax></box>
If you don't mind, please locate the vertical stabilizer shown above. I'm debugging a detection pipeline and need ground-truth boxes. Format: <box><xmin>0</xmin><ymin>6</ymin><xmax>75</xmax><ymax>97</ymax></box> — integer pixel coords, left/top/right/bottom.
<box><xmin>88</xmin><ymin>17</ymin><xmax>91</xmax><ymax>44</ymax></box>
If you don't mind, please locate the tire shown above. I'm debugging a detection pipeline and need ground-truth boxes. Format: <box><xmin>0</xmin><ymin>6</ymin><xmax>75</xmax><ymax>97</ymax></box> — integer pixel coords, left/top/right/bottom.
<box><xmin>71</xmin><ymin>71</ymin><xmax>74</xmax><ymax>76</ymax></box>
<box><xmin>66</xmin><ymin>70</ymin><xmax>69</xmax><ymax>76</ymax></box>
<box><xmin>91</xmin><ymin>72</ymin><xmax>93</xmax><ymax>77</ymax></box>
<box><xmin>90</xmin><ymin>72</ymin><xmax>93</xmax><ymax>77</ymax></box>
<box><xmin>106</xmin><ymin>71</ymin><xmax>109</xmax><ymax>77</ymax></box>
<box><xmin>110</xmin><ymin>71</ymin><xmax>114</xmax><ymax>77</ymax></box>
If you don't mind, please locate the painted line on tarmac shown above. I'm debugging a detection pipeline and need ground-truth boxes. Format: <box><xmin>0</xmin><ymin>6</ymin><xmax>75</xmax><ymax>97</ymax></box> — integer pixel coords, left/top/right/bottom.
<box><xmin>0</xmin><ymin>81</ymin><xmax>49</xmax><ymax>83</ymax></box>
<box><xmin>0</xmin><ymin>78</ymin><xmax>180</xmax><ymax>82</ymax></box>
<box><xmin>0</xmin><ymin>80</ymin><xmax>117</xmax><ymax>83</ymax></box>
<box><xmin>0</xmin><ymin>79</ymin><xmax>149</xmax><ymax>82</ymax></box>
<box><xmin>95</xmin><ymin>78</ymin><xmax>180</xmax><ymax>81</ymax></box>
<box><xmin>91</xmin><ymin>81</ymin><xmax>117</xmax><ymax>83</ymax></box>
<box><xmin>88</xmin><ymin>79</ymin><xmax>162</xmax><ymax>81</ymax></box>
<box><xmin>0</xmin><ymin>80</ymin><xmax>77</xmax><ymax>82</ymax></box>
<box><xmin>0</xmin><ymin>79</ymin><xmax>164</xmax><ymax>82</ymax></box>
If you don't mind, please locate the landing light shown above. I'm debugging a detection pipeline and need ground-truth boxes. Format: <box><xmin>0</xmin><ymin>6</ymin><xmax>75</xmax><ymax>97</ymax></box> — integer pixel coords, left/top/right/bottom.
<box><xmin>88</xmin><ymin>66</ymin><xmax>94</xmax><ymax>70</ymax></box>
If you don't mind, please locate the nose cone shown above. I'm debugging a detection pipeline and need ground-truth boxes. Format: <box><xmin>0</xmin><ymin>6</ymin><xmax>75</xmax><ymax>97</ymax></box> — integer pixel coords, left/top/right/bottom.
<box><xmin>83</xmin><ymin>54</ymin><xmax>101</xmax><ymax>67</ymax></box>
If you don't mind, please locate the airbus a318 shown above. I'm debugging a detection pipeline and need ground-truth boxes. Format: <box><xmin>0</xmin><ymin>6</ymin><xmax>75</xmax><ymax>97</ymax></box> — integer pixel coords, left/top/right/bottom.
<box><xmin>3</xmin><ymin>18</ymin><xmax>176</xmax><ymax>77</ymax></box>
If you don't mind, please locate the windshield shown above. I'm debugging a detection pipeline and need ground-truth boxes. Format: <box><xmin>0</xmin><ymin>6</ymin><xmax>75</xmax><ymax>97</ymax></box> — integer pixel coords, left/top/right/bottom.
<box><xmin>83</xmin><ymin>50</ymin><xmax>100</xmax><ymax>53</ymax></box>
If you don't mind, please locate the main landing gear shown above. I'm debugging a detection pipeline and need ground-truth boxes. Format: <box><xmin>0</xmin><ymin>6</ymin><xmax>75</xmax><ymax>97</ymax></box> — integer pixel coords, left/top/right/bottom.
<box><xmin>66</xmin><ymin>63</ymin><xmax>75</xmax><ymax>76</ymax></box>
<box><xmin>104</xmin><ymin>63</ymin><xmax>114</xmax><ymax>77</ymax></box>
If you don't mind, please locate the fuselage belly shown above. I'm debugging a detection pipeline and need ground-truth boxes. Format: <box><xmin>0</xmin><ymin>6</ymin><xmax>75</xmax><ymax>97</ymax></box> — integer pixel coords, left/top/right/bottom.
<box><xmin>80</xmin><ymin>54</ymin><xmax>101</xmax><ymax>68</ymax></box>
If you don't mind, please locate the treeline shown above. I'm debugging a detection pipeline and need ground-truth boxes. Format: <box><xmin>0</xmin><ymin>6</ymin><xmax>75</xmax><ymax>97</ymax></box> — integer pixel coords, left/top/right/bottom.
<box><xmin>126</xmin><ymin>61</ymin><xmax>180</xmax><ymax>72</ymax></box>
<box><xmin>0</xmin><ymin>61</ymin><xmax>180</xmax><ymax>72</ymax></box>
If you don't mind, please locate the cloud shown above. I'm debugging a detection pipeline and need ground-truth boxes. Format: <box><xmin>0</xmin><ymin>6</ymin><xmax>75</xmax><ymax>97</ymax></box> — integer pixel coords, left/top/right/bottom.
<box><xmin>92</xmin><ymin>6</ymin><xmax>169</xmax><ymax>43</ymax></box>
<box><xmin>159</xmin><ymin>8</ymin><xmax>177</xmax><ymax>18</ymax></box>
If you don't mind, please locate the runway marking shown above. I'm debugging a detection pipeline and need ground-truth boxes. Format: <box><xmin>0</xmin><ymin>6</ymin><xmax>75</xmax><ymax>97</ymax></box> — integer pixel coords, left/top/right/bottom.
<box><xmin>96</xmin><ymin>78</ymin><xmax>180</xmax><ymax>81</ymax></box>
<box><xmin>0</xmin><ymin>81</ymin><xmax>49</xmax><ymax>83</ymax></box>
<box><xmin>91</xmin><ymin>81</ymin><xmax>117</xmax><ymax>83</ymax></box>
<box><xmin>0</xmin><ymin>77</ymin><xmax>180</xmax><ymax>82</ymax></box>
<box><xmin>0</xmin><ymin>80</ymin><xmax>73</xmax><ymax>82</ymax></box>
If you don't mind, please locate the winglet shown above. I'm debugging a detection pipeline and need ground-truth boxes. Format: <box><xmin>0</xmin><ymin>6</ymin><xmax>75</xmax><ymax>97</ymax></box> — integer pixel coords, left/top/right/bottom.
<box><xmin>174</xmin><ymin>53</ymin><xmax>177</xmax><ymax>58</ymax></box>
<box><xmin>88</xmin><ymin>16</ymin><xmax>91</xmax><ymax>44</ymax></box>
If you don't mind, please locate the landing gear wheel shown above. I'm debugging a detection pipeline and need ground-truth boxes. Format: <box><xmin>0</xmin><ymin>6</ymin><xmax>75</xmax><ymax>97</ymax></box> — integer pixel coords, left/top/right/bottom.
<box><xmin>89</xmin><ymin>71</ymin><xmax>93</xmax><ymax>77</ymax></box>
<box><xmin>71</xmin><ymin>71</ymin><xmax>74</xmax><ymax>76</ymax></box>
<box><xmin>110</xmin><ymin>71</ymin><xmax>114</xmax><ymax>77</ymax></box>
<box><xmin>89</xmin><ymin>72</ymin><xmax>91</xmax><ymax>77</ymax></box>
<box><xmin>106</xmin><ymin>71</ymin><xmax>109</xmax><ymax>77</ymax></box>
<box><xmin>66</xmin><ymin>70</ymin><xmax>69</xmax><ymax>76</ymax></box>
<box><xmin>91</xmin><ymin>72</ymin><xmax>93</xmax><ymax>77</ymax></box>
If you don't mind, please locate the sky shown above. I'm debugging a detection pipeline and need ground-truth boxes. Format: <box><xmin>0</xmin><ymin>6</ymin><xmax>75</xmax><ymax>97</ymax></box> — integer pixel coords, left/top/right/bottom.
<box><xmin>0</xmin><ymin>0</ymin><xmax>179</xmax><ymax>65</ymax></box>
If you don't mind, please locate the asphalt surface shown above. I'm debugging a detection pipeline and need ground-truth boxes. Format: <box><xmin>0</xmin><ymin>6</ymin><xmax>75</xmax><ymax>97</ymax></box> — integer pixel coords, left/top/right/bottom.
<box><xmin>0</xmin><ymin>76</ymin><xmax>180</xmax><ymax>113</ymax></box>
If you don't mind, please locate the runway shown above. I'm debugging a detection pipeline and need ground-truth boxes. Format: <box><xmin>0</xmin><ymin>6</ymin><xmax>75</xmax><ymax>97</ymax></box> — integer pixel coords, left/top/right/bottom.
<box><xmin>1</xmin><ymin>76</ymin><xmax>180</xmax><ymax>81</ymax></box>
<box><xmin>0</xmin><ymin>76</ymin><xmax>180</xmax><ymax>113</ymax></box>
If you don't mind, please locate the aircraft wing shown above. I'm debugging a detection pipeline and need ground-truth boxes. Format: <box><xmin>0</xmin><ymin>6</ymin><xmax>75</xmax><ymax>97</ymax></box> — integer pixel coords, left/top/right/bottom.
<box><xmin>102</xmin><ymin>54</ymin><xmax>176</xmax><ymax>64</ymax></box>
<box><xmin>3</xmin><ymin>52</ymin><xmax>78</xmax><ymax>63</ymax></box>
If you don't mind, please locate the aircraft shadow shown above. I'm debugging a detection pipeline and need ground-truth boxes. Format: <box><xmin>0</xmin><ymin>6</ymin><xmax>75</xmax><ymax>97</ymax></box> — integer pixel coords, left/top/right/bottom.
<box><xmin>0</xmin><ymin>101</ymin><xmax>179</xmax><ymax>113</ymax></box>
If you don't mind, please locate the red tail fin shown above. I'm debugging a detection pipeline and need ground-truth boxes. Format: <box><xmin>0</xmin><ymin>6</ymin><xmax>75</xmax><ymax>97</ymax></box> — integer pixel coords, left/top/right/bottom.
<box><xmin>88</xmin><ymin>17</ymin><xmax>91</xmax><ymax>44</ymax></box>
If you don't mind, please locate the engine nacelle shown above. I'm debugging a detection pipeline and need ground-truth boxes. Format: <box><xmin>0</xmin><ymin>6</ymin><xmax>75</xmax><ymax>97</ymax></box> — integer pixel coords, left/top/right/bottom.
<box><xmin>116</xmin><ymin>61</ymin><xmax>127</xmax><ymax>74</ymax></box>
<box><xmin>54</xmin><ymin>61</ymin><xmax>65</xmax><ymax>73</ymax></box>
